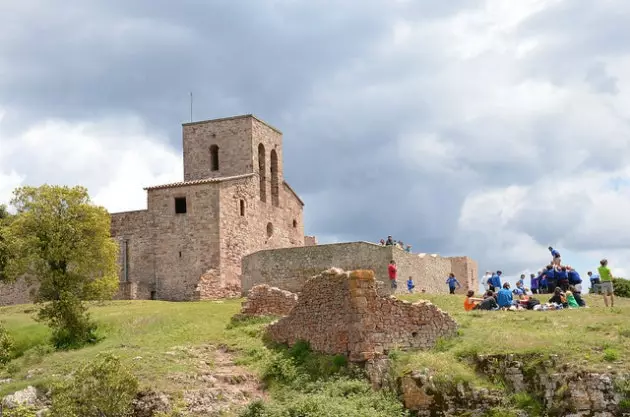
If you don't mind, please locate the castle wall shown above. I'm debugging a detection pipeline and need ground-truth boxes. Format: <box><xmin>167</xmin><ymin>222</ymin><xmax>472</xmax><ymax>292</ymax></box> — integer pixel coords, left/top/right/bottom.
<box><xmin>241</xmin><ymin>242</ymin><xmax>478</xmax><ymax>296</ymax></box>
<box><xmin>241</xmin><ymin>242</ymin><xmax>393</xmax><ymax>294</ymax></box>
<box><xmin>182</xmin><ymin>115</ymin><xmax>254</xmax><ymax>181</ymax></box>
<box><xmin>0</xmin><ymin>276</ymin><xmax>38</xmax><ymax>306</ymax></box>
<box><xmin>147</xmin><ymin>183</ymin><xmax>221</xmax><ymax>301</ymax></box>
<box><xmin>219</xmin><ymin>175</ymin><xmax>304</xmax><ymax>288</ymax></box>
<box><xmin>110</xmin><ymin>210</ymin><xmax>154</xmax><ymax>290</ymax></box>
<box><xmin>449</xmin><ymin>256</ymin><xmax>479</xmax><ymax>294</ymax></box>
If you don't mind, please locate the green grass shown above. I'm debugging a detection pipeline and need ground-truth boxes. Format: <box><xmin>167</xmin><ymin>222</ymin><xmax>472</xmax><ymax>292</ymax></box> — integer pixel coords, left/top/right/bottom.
<box><xmin>1</xmin><ymin>293</ymin><xmax>629</xmax><ymax>413</ymax></box>
<box><xmin>398</xmin><ymin>293</ymin><xmax>630</xmax><ymax>373</ymax></box>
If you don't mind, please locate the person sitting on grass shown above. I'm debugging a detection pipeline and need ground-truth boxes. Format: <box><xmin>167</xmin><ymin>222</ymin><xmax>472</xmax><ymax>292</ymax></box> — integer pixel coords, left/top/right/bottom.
<box><xmin>569</xmin><ymin>285</ymin><xmax>586</xmax><ymax>307</ymax></box>
<box><xmin>497</xmin><ymin>282</ymin><xmax>513</xmax><ymax>309</ymax></box>
<box><xmin>565</xmin><ymin>287</ymin><xmax>580</xmax><ymax>308</ymax></box>
<box><xmin>598</xmin><ymin>258</ymin><xmax>615</xmax><ymax>307</ymax></box>
<box><xmin>548</xmin><ymin>287</ymin><xmax>567</xmax><ymax>308</ymax></box>
<box><xmin>464</xmin><ymin>290</ymin><xmax>483</xmax><ymax>311</ymax></box>
<box><xmin>474</xmin><ymin>291</ymin><xmax>499</xmax><ymax>310</ymax></box>
<box><xmin>446</xmin><ymin>273</ymin><xmax>461</xmax><ymax>294</ymax></box>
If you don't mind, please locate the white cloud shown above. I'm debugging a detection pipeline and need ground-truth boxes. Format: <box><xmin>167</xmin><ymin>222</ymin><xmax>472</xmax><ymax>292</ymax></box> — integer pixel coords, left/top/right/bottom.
<box><xmin>0</xmin><ymin>114</ymin><xmax>181</xmax><ymax>213</ymax></box>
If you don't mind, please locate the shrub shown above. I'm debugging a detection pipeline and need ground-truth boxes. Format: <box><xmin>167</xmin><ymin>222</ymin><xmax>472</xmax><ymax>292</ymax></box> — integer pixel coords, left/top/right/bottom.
<box><xmin>48</xmin><ymin>353</ymin><xmax>139</xmax><ymax>417</ymax></box>
<box><xmin>2</xmin><ymin>405</ymin><xmax>38</xmax><ymax>417</ymax></box>
<box><xmin>39</xmin><ymin>292</ymin><xmax>99</xmax><ymax>350</ymax></box>
<box><xmin>0</xmin><ymin>323</ymin><xmax>15</xmax><ymax>365</ymax></box>
<box><xmin>613</xmin><ymin>278</ymin><xmax>630</xmax><ymax>298</ymax></box>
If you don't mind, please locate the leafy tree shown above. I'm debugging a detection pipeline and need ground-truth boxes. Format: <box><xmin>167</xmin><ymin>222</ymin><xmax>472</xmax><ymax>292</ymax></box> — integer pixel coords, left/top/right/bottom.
<box><xmin>0</xmin><ymin>203</ymin><xmax>14</xmax><ymax>280</ymax></box>
<box><xmin>2</xmin><ymin>185</ymin><xmax>119</xmax><ymax>348</ymax></box>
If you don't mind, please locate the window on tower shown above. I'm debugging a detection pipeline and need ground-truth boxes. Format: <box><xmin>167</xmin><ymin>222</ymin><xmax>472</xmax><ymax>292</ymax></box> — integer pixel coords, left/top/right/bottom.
<box><xmin>210</xmin><ymin>145</ymin><xmax>219</xmax><ymax>171</ymax></box>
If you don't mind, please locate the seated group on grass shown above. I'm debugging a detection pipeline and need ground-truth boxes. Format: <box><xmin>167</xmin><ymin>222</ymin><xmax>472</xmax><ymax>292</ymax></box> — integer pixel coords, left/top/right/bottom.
<box><xmin>464</xmin><ymin>247</ymin><xmax>610</xmax><ymax>312</ymax></box>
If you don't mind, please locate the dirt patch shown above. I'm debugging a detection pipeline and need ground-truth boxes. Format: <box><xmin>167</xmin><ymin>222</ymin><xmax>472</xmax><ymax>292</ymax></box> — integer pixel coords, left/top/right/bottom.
<box><xmin>165</xmin><ymin>344</ymin><xmax>265</xmax><ymax>415</ymax></box>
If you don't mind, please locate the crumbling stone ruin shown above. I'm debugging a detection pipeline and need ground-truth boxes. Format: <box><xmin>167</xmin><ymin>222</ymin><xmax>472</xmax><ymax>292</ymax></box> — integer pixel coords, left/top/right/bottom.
<box><xmin>266</xmin><ymin>268</ymin><xmax>458</xmax><ymax>362</ymax></box>
<box><xmin>239</xmin><ymin>284</ymin><xmax>298</xmax><ymax>317</ymax></box>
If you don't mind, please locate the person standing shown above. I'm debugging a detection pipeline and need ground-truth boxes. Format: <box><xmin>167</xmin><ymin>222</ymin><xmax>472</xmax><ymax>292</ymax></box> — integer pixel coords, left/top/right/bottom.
<box><xmin>598</xmin><ymin>259</ymin><xmax>615</xmax><ymax>307</ymax></box>
<box><xmin>407</xmin><ymin>276</ymin><xmax>415</xmax><ymax>293</ymax></box>
<box><xmin>530</xmin><ymin>273</ymin><xmax>539</xmax><ymax>294</ymax></box>
<box><xmin>549</xmin><ymin>246</ymin><xmax>562</xmax><ymax>266</ymax></box>
<box><xmin>388</xmin><ymin>260</ymin><xmax>398</xmax><ymax>290</ymax></box>
<box><xmin>446</xmin><ymin>273</ymin><xmax>461</xmax><ymax>294</ymax></box>
<box><xmin>588</xmin><ymin>271</ymin><xmax>601</xmax><ymax>293</ymax></box>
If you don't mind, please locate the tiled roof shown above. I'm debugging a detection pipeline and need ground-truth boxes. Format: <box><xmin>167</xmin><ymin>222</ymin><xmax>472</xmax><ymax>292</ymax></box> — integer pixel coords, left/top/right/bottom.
<box><xmin>143</xmin><ymin>173</ymin><xmax>255</xmax><ymax>190</ymax></box>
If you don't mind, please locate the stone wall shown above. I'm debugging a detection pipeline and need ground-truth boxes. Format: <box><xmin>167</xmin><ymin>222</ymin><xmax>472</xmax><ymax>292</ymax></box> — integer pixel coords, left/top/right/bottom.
<box><xmin>113</xmin><ymin>282</ymin><xmax>152</xmax><ymax>300</ymax></box>
<box><xmin>0</xmin><ymin>277</ymin><xmax>38</xmax><ymax>306</ymax></box>
<box><xmin>267</xmin><ymin>268</ymin><xmax>457</xmax><ymax>362</ymax></box>
<box><xmin>241</xmin><ymin>242</ymin><xmax>477</xmax><ymax>295</ymax></box>
<box><xmin>449</xmin><ymin>256</ymin><xmax>479</xmax><ymax>295</ymax></box>
<box><xmin>241</xmin><ymin>242</ymin><xmax>392</xmax><ymax>295</ymax></box>
<box><xmin>239</xmin><ymin>284</ymin><xmax>298</xmax><ymax>317</ymax></box>
<box><xmin>304</xmin><ymin>236</ymin><xmax>317</xmax><ymax>246</ymax></box>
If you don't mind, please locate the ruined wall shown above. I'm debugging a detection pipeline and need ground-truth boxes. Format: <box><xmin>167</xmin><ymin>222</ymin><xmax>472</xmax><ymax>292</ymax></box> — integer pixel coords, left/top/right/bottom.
<box><xmin>449</xmin><ymin>256</ymin><xmax>479</xmax><ymax>294</ymax></box>
<box><xmin>304</xmin><ymin>236</ymin><xmax>317</xmax><ymax>246</ymax></box>
<box><xmin>182</xmin><ymin>115</ymin><xmax>254</xmax><ymax>181</ymax></box>
<box><xmin>239</xmin><ymin>284</ymin><xmax>298</xmax><ymax>317</ymax></box>
<box><xmin>267</xmin><ymin>268</ymin><xmax>457</xmax><ymax>362</ymax></box>
<box><xmin>0</xmin><ymin>277</ymin><xmax>38</xmax><ymax>306</ymax></box>
<box><xmin>241</xmin><ymin>242</ymin><xmax>477</xmax><ymax>295</ymax></box>
<box><xmin>147</xmin><ymin>183</ymin><xmax>221</xmax><ymax>301</ymax></box>
<box><xmin>241</xmin><ymin>242</ymin><xmax>392</xmax><ymax>295</ymax></box>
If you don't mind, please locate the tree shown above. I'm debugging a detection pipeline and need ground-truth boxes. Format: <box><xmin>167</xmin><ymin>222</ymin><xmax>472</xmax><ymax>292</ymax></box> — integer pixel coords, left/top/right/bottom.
<box><xmin>2</xmin><ymin>185</ymin><xmax>119</xmax><ymax>348</ymax></box>
<box><xmin>0</xmin><ymin>204</ymin><xmax>13</xmax><ymax>281</ymax></box>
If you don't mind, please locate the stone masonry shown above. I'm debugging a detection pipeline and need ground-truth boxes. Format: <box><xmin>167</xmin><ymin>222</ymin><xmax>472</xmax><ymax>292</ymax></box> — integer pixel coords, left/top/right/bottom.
<box><xmin>242</xmin><ymin>242</ymin><xmax>478</xmax><ymax>296</ymax></box>
<box><xmin>238</xmin><ymin>284</ymin><xmax>298</xmax><ymax>317</ymax></box>
<box><xmin>267</xmin><ymin>268</ymin><xmax>458</xmax><ymax>362</ymax></box>
<box><xmin>109</xmin><ymin>115</ymin><xmax>306</xmax><ymax>301</ymax></box>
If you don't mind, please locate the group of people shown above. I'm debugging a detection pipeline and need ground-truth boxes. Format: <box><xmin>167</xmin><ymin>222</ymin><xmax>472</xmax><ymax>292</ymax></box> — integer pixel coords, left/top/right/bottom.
<box><xmin>379</xmin><ymin>235</ymin><xmax>412</xmax><ymax>253</ymax></box>
<box><xmin>465</xmin><ymin>246</ymin><xmax>617</xmax><ymax>311</ymax></box>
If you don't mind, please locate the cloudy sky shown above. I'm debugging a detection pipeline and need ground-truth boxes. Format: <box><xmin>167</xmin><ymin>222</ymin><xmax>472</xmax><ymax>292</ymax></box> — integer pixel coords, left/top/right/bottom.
<box><xmin>2</xmin><ymin>0</ymin><xmax>630</xmax><ymax>284</ymax></box>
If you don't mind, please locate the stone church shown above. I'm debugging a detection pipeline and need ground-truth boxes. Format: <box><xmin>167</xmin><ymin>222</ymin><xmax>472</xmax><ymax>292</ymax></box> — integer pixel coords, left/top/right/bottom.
<box><xmin>110</xmin><ymin>114</ymin><xmax>310</xmax><ymax>301</ymax></box>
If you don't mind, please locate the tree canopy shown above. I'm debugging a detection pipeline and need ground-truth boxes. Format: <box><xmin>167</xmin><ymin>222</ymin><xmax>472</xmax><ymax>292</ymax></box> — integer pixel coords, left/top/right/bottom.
<box><xmin>1</xmin><ymin>185</ymin><xmax>119</xmax><ymax>348</ymax></box>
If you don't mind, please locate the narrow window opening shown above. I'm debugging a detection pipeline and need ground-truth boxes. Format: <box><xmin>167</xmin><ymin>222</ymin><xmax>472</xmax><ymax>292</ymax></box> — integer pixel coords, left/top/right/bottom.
<box><xmin>270</xmin><ymin>149</ymin><xmax>279</xmax><ymax>207</ymax></box>
<box><xmin>210</xmin><ymin>144</ymin><xmax>219</xmax><ymax>171</ymax></box>
<box><xmin>122</xmin><ymin>239</ymin><xmax>129</xmax><ymax>282</ymax></box>
<box><xmin>258</xmin><ymin>143</ymin><xmax>266</xmax><ymax>202</ymax></box>
<box><xmin>292</xmin><ymin>219</ymin><xmax>297</xmax><ymax>228</ymax></box>
<box><xmin>266</xmin><ymin>222</ymin><xmax>274</xmax><ymax>238</ymax></box>
<box><xmin>150</xmin><ymin>291</ymin><xmax>157</xmax><ymax>300</ymax></box>
<box><xmin>174</xmin><ymin>197</ymin><xmax>187</xmax><ymax>214</ymax></box>
<box><xmin>179</xmin><ymin>251</ymin><xmax>182</xmax><ymax>258</ymax></box>
<box><xmin>240</xmin><ymin>199</ymin><xmax>245</xmax><ymax>216</ymax></box>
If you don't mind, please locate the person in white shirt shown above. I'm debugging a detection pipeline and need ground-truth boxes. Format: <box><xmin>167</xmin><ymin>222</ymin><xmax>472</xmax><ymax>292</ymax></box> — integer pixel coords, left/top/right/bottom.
<box><xmin>482</xmin><ymin>271</ymin><xmax>492</xmax><ymax>292</ymax></box>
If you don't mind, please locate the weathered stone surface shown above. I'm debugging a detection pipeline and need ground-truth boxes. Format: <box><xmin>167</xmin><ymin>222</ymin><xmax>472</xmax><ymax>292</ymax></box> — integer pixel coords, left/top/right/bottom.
<box><xmin>2</xmin><ymin>385</ymin><xmax>39</xmax><ymax>408</ymax></box>
<box><xmin>239</xmin><ymin>285</ymin><xmax>298</xmax><ymax>317</ymax></box>
<box><xmin>267</xmin><ymin>268</ymin><xmax>458</xmax><ymax>361</ymax></box>
<box><xmin>242</xmin><ymin>242</ymin><xmax>478</xmax><ymax>295</ymax></box>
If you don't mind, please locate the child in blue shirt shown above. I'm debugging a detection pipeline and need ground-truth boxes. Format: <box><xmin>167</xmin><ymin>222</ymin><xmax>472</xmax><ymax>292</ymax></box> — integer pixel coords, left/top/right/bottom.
<box><xmin>446</xmin><ymin>273</ymin><xmax>461</xmax><ymax>294</ymax></box>
<box><xmin>497</xmin><ymin>283</ymin><xmax>514</xmax><ymax>308</ymax></box>
<box><xmin>407</xmin><ymin>276</ymin><xmax>415</xmax><ymax>293</ymax></box>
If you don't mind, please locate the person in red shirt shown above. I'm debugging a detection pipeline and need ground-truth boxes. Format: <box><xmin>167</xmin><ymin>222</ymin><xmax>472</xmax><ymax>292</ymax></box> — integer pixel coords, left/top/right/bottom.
<box><xmin>388</xmin><ymin>260</ymin><xmax>398</xmax><ymax>290</ymax></box>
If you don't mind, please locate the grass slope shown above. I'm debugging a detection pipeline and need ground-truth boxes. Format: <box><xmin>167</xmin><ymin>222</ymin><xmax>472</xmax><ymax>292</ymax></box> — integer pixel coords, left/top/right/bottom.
<box><xmin>0</xmin><ymin>293</ymin><xmax>629</xmax><ymax>410</ymax></box>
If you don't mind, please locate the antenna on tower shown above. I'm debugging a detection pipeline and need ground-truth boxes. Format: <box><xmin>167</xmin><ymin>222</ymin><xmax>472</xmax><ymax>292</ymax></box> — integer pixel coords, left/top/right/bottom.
<box><xmin>189</xmin><ymin>92</ymin><xmax>193</xmax><ymax>123</ymax></box>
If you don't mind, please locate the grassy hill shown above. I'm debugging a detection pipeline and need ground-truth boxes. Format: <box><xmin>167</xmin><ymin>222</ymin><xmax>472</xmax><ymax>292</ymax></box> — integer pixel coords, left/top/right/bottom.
<box><xmin>0</xmin><ymin>293</ymin><xmax>629</xmax><ymax>415</ymax></box>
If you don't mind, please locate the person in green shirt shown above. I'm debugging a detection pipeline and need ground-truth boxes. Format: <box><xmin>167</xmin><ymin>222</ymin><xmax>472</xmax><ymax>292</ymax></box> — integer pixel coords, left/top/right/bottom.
<box><xmin>597</xmin><ymin>258</ymin><xmax>615</xmax><ymax>307</ymax></box>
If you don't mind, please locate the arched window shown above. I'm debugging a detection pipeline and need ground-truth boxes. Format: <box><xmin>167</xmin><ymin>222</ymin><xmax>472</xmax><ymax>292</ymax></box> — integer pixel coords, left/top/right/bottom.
<box><xmin>292</xmin><ymin>219</ymin><xmax>297</xmax><ymax>228</ymax></box>
<box><xmin>210</xmin><ymin>145</ymin><xmax>219</xmax><ymax>171</ymax></box>
<box><xmin>270</xmin><ymin>149</ymin><xmax>279</xmax><ymax>207</ymax></box>
<box><xmin>266</xmin><ymin>222</ymin><xmax>274</xmax><ymax>238</ymax></box>
<box><xmin>239</xmin><ymin>199</ymin><xmax>245</xmax><ymax>216</ymax></box>
<box><xmin>258</xmin><ymin>143</ymin><xmax>266</xmax><ymax>202</ymax></box>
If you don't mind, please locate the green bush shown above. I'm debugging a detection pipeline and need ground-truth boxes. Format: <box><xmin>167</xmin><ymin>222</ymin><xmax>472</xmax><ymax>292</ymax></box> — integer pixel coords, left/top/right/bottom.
<box><xmin>613</xmin><ymin>278</ymin><xmax>630</xmax><ymax>298</ymax></box>
<box><xmin>39</xmin><ymin>292</ymin><xmax>99</xmax><ymax>350</ymax></box>
<box><xmin>2</xmin><ymin>405</ymin><xmax>39</xmax><ymax>417</ymax></box>
<box><xmin>0</xmin><ymin>322</ymin><xmax>15</xmax><ymax>365</ymax></box>
<box><xmin>48</xmin><ymin>353</ymin><xmax>139</xmax><ymax>417</ymax></box>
